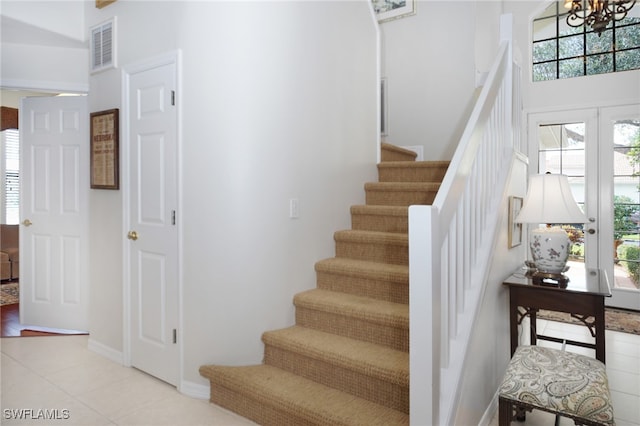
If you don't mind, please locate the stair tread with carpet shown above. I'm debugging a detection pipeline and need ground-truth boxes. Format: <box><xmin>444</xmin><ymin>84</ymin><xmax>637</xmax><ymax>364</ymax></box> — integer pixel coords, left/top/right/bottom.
<box><xmin>294</xmin><ymin>288</ymin><xmax>408</xmax><ymax>351</ymax></box>
<box><xmin>377</xmin><ymin>161</ymin><xmax>450</xmax><ymax>183</ymax></box>
<box><xmin>364</xmin><ymin>182</ymin><xmax>440</xmax><ymax>206</ymax></box>
<box><xmin>200</xmin><ymin>143</ymin><xmax>443</xmax><ymax>425</ymax></box>
<box><xmin>380</xmin><ymin>142</ymin><xmax>418</xmax><ymax>162</ymax></box>
<box><xmin>365</xmin><ymin>182</ymin><xmax>441</xmax><ymax>191</ymax></box>
<box><xmin>350</xmin><ymin>205</ymin><xmax>409</xmax><ymax>233</ymax></box>
<box><xmin>314</xmin><ymin>258</ymin><xmax>408</xmax><ymax>283</ymax></box>
<box><xmin>294</xmin><ymin>288</ymin><xmax>408</xmax><ymax>327</ymax></box>
<box><xmin>262</xmin><ymin>326</ymin><xmax>409</xmax><ymax>413</ymax></box>
<box><xmin>314</xmin><ymin>258</ymin><xmax>408</xmax><ymax>304</ymax></box>
<box><xmin>198</xmin><ymin>364</ymin><xmax>409</xmax><ymax>426</ymax></box>
<box><xmin>351</xmin><ymin>204</ymin><xmax>408</xmax><ymax>217</ymax></box>
<box><xmin>262</xmin><ymin>326</ymin><xmax>408</xmax><ymax>384</ymax></box>
<box><xmin>334</xmin><ymin>229</ymin><xmax>408</xmax><ymax>243</ymax></box>
<box><xmin>334</xmin><ymin>230</ymin><xmax>408</xmax><ymax>266</ymax></box>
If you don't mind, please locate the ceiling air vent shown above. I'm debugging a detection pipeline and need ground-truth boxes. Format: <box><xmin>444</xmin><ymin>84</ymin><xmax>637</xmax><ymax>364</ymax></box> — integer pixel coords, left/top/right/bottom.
<box><xmin>90</xmin><ymin>18</ymin><xmax>116</xmax><ymax>73</ymax></box>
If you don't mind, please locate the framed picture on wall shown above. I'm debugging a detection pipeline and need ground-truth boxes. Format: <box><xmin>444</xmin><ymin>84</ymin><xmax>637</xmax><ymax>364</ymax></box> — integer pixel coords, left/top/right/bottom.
<box><xmin>90</xmin><ymin>109</ymin><xmax>119</xmax><ymax>190</ymax></box>
<box><xmin>373</xmin><ymin>0</ymin><xmax>416</xmax><ymax>23</ymax></box>
<box><xmin>508</xmin><ymin>196</ymin><xmax>523</xmax><ymax>248</ymax></box>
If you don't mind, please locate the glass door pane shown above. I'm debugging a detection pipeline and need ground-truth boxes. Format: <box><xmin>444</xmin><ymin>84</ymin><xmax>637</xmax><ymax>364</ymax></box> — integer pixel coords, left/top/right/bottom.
<box><xmin>605</xmin><ymin>105</ymin><xmax>640</xmax><ymax>309</ymax></box>
<box><xmin>538</xmin><ymin>122</ymin><xmax>587</xmax><ymax>264</ymax></box>
<box><xmin>528</xmin><ymin>109</ymin><xmax>599</xmax><ymax>281</ymax></box>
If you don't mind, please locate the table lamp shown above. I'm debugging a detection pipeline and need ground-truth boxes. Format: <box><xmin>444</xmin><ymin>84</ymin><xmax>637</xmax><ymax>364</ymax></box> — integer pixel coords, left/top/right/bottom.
<box><xmin>515</xmin><ymin>174</ymin><xmax>588</xmax><ymax>280</ymax></box>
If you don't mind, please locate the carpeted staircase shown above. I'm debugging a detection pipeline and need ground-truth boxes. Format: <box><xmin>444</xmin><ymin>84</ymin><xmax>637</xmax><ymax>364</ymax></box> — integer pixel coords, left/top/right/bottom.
<box><xmin>200</xmin><ymin>143</ymin><xmax>449</xmax><ymax>425</ymax></box>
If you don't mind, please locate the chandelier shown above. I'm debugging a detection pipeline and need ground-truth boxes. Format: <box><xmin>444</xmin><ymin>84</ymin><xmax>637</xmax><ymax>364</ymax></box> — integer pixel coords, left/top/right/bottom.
<box><xmin>564</xmin><ymin>0</ymin><xmax>637</xmax><ymax>35</ymax></box>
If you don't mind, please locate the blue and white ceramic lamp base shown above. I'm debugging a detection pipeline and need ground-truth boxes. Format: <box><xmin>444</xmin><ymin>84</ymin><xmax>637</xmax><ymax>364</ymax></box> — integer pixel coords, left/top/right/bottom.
<box><xmin>529</xmin><ymin>227</ymin><xmax>571</xmax><ymax>274</ymax></box>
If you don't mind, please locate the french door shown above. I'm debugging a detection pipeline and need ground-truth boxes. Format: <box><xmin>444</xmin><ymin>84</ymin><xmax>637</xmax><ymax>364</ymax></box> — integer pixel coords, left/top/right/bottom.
<box><xmin>528</xmin><ymin>105</ymin><xmax>640</xmax><ymax>311</ymax></box>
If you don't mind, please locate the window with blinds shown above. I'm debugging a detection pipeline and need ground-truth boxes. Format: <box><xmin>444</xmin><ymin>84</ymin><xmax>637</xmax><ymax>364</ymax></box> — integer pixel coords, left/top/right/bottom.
<box><xmin>3</xmin><ymin>129</ymin><xmax>19</xmax><ymax>224</ymax></box>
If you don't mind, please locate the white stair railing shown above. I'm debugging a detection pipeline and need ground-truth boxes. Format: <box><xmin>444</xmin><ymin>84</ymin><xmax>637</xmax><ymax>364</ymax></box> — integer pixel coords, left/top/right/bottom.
<box><xmin>409</xmin><ymin>15</ymin><xmax>517</xmax><ymax>425</ymax></box>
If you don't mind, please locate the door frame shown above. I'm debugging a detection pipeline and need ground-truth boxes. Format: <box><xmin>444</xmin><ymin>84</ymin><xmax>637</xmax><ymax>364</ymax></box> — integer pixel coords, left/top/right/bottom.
<box><xmin>3</xmin><ymin>87</ymin><xmax>87</xmax><ymax>332</ymax></box>
<box><xmin>121</xmin><ymin>50</ymin><xmax>183</xmax><ymax>386</ymax></box>
<box><xmin>599</xmin><ymin>104</ymin><xmax>640</xmax><ymax>309</ymax></box>
<box><xmin>526</xmin><ymin>108</ymin><xmax>600</xmax><ymax>272</ymax></box>
<box><xmin>527</xmin><ymin>104</ymin><xmax>640</xmax><ymax>309</ymax></box>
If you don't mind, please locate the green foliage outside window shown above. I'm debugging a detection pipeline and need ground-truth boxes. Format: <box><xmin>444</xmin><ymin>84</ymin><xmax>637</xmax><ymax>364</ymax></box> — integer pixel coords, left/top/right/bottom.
<box><xmin>613</xmin><ymin>195</ymin><xmax>637</xmax><ymax>241</ymax></box>
<box><xmin>625</xmin><ymin>130</ymin><xmax>640</xmax><ymax>172</ymax></box>
<box><xmin>619</xmin><ymin>245</ymin><xmax>640</xmax><ymax>283</ymax></box>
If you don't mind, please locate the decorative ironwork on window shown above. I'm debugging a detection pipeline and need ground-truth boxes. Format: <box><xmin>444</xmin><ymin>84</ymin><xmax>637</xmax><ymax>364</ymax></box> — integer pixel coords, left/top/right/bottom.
<box><xmin>532</xmin><ymin>0</ymin><xmax>640</xmax><ymax>81</ymax></box>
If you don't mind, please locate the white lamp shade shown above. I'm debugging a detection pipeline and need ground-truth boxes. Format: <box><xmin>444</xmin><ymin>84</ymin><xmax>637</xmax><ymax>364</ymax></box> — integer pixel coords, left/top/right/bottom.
<box><xmin>515</xmin><ymin>174</ymin><xmax>587</xmax><ymax>224</ymax></box>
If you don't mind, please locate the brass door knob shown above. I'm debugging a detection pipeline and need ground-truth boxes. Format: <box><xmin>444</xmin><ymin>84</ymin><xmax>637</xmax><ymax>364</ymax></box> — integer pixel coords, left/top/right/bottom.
<box><xmin>22</xmin><ymin>219</ymin><xmax>33</xmax><ymax>227</ymax></box>
<box><xmin>127</xmin><ymin>230</ymin><xmax>139</xmax><ymax>241</ymax></box>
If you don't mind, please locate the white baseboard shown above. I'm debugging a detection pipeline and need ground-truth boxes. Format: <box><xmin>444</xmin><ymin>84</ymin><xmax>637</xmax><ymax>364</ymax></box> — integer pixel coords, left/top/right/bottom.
<box><xmin>87</xmin><ymin>338</ymin><xmax>123</xmax><ymax>365</ymax></box>
<box><xmin>479</xmin><ymin>390</ymin><xmax>499</xmax><ymax>426</ymax></box>
<box><xmin>86</xmin><ymin>339</ymin><xmax>209</xmax><ymax>401</ymax></box>
<box><xmin>179</xmin><ymin>380</ymin><xmax>209</xmax><ymax>400</ymax></box>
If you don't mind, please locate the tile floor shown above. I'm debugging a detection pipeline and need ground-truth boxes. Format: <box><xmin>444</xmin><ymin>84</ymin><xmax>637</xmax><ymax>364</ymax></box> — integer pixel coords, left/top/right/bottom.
<box><xmin>1</xmin><ymin>335</ymin><xmax>256</xmax><ymax>425</ymax></box>
<box><xmin>1</xmin><ymin>318</ymin><xmax>638</xmax><ymax>426</ymax></box>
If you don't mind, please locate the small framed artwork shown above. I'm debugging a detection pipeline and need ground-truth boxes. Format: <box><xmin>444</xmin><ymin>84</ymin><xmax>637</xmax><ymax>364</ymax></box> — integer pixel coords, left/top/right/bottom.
<box><xmin>373</xmin><ymin>0</ymin><xmax>416</xmax><ymax>23</ymax></box>
<box><xmin>90</xmin><ymin>109</ymin><xmax>119</xmax><ymax>190</ymax></box>
<box><xmin>508</xmin><ymin>196</ymin><xmax>523</xmax><ymax>248</ymax></box>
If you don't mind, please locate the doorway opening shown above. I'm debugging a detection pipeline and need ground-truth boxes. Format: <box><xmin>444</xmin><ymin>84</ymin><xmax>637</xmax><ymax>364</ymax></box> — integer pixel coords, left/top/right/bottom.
<box><xmin>0</xmin><ymin>90</ymin><xmax>89</xmax><ymax>337</ymax></box>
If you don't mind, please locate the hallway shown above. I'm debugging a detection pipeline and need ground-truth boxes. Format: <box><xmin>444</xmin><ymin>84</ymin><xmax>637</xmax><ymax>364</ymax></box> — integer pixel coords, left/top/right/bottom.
<box><xmin>1</xmin><ymin>318</ymin><xmax>638</xmax><ymax>425</ymax></box>
<box><xmin>1</xmin><ymin>335</ymin><xmax>255</xmax><ymax>425</ymax></box>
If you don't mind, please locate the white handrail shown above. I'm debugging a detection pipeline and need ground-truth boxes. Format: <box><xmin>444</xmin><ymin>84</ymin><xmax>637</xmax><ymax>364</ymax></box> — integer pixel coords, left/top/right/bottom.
<box><xmin>409</xmin><ymin>14</ymin><xmax>516</xmax><ymax>425</ymax></box>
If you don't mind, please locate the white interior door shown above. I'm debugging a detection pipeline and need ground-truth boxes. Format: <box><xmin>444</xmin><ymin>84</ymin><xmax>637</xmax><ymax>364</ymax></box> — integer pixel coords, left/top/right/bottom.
<box><xmin>20</xmin><ymin>95</ymin><xmax>89</xmax><ymax>331</ymax></box>
<box><xmin>126</xmin><ymin>57</ymin><xmax>179</xmax><ymax>386</ymax></box>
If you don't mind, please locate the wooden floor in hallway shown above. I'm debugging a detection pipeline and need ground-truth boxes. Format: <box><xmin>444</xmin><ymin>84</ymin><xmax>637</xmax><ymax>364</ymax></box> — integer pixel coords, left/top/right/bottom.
<box><xmin>1</xmin><ymin>302</ymin><xmax>22</xmax><ymax>337</ymax></box>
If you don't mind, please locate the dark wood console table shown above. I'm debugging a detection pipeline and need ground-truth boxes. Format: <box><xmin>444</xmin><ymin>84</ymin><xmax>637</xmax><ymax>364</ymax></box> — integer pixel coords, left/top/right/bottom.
<box><xmin>503</xmin><ymin>266</ymin><xmax>611</xmax><ymax>363</ymax></box>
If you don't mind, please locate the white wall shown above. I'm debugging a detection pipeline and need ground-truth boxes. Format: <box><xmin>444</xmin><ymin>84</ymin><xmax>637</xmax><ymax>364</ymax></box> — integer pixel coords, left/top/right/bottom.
<box><xmin>380</xmin><ymin>1</ymin><xmax>493</xmax><ymax>161</ymax></box>
<box><xmin>85</xmin><ymin>0</ymin><xmax>378</xmax><ymax>388</ymax></box>
<box><xmin>1</xmin><ymin>43</ymin><xmax>88</xmax><ymax>93</ymax></box>
<box><xmin>1</xmin><ymin>1</ymin><xmax>85</xmax><ymax>42</ymax></box>
<box><xmin>0</xmin><ymin>1</ymin><xmax>88</xmax><ymax>93</ymax></box>
<box><xmin>85</xmin><ymin>0</ymin><xmax>181</xmax><ymax>359</ymax></box>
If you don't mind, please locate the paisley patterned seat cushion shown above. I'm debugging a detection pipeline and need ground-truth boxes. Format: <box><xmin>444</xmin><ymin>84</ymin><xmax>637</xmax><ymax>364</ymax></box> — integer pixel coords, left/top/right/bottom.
<box><xmin>499</xmin><ymin>346</ymin><xmax>614</xmax><ymax>425</ymax></box>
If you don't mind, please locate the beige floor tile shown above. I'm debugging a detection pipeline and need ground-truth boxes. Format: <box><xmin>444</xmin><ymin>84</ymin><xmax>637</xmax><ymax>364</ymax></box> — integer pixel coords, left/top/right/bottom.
<box><xmin>3</xmin><ymin>326</ymin><xmax>638</xmax><ymax>426</ymax></box>
<box><xmin>76</xmin><ymin>371</ymin><xmax>178</xmax><ymax>420</ymax></box>
<box><xmin>611</xmin><ymin>390</ymin><xmax>640</xmax><ymax>426</ymax></box>
<box><xmin>44</xmin><ymin>357</ymin><xmax>144</xmax><ymax>397</ymax></box>
<box><xmin>114</xmin><ymin>393</ymin><xmax>257</xmax><ymax>425</ymax></box>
